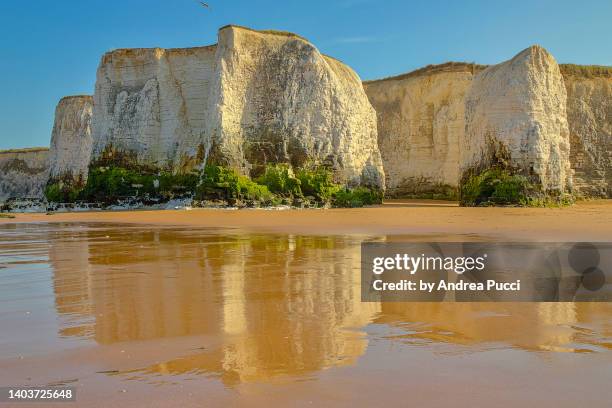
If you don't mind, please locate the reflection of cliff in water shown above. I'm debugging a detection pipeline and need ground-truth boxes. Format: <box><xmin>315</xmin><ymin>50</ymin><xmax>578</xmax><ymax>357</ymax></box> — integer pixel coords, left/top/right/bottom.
<box><xmin>50</xmin><ymin>226</ymin><xmax>379</xmax><ymax>384</ymax></box>
<box><xmin>381</xmin><ymin>302</ymin><xmax>612</xmax><ymax>352</ymax></box>
<box><xmin>48</xmin><ymin>225</ymin><xmax>612</xmax><ymax>385</ymax></box>
<box><xmin>379</xmin><ymin>303</ymin><xmax>566</xmax><ymax>352</ymax></box>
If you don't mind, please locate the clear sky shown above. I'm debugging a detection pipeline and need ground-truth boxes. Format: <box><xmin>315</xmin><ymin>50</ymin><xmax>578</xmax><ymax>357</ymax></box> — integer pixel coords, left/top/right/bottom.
<box><xmin>0</xmin><ymin>0</ymin><xmax>610</xmax><ymax>150</ymax></box>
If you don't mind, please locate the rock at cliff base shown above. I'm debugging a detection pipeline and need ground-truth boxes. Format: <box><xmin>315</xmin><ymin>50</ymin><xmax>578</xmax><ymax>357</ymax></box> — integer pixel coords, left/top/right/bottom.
<box><xmin>0</xmin><ymin>148</ymin><xmax>49</xmax><ymax>202</ymax></box>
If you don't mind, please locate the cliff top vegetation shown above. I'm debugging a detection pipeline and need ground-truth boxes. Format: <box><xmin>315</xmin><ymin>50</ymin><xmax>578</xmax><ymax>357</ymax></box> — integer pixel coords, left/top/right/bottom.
<box><xmin>559</xmin><ymin>64</ymin><xmax>612</xmax><ymax>78</ymax></box>
<box><xmin>219</xmin><ymin>24</ymin><xmax>309</xmax><ymax>42</ymax></box>
<box><xmin>59</xmin><ymin>95</ymin><xmax>93</xmax><ymax>102</ymax></box>
<box><xmin>364</xmin><ymin>62</ymin><xmax>488</xmax><ymax>84</ymax></box>
<box><xmin>0</xmin><ymin>147</ymin><xmax>49</xmax><ymax>154</ymax></box>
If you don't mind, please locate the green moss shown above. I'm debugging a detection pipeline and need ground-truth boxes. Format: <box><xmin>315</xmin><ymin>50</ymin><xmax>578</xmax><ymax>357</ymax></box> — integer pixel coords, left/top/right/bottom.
<box><xmin>461</xmin><ymin>168</ymin><xmax>573</xmax><ymax>207</ymax></box>
<box><xmin>0</xmin><ymin>213</ymin><xmax>15</xmax><ymax>219</ymax></box>
<box><xmin>45</xmin><ymin>173</ymin><xmax>86</xmax><ymax>202</ymax></box>
<box><xmin>199</xmin><ymin>164</ymin><xmax>381</xmax><ymax>208</ymax></box>
<box><xmin>196</xmin><ymin>165</ymin><xmax>274</xmax><ymax>203</ymax></box>
<box><xmin>44</xmin><ymin>183</ymin><xmax>62</xmax><ymax>203</ymax></box>
<box><xmin>461</xmin><ymin>168</ymin><xmax>530</xmax><ymax>206</ymax></box>
<box><xmin>158</xmin><ymin>172</ymin><xmax>200</xmax><ymax>195</ymax></box>
<box><xmin>296</xmin><ymin>167</ymin><xmax>341</xmax><ymax>202</ymax></box>
<box><xmin>333</xmin><ymin>187</ymin><xmax>383</xmax><ymax>208</ymax></box>
<box><xmin>45</xmin><ymin>166</ymin><xmax>200</xmax><ymax>204</ymax></box>
<box><xmin>256</xmin><ymin>164</ymin><xmax>302</xmax><ymax>197</ymax></box>
<box><xmin>44</xmin><ymin>182</ymin><xmax>83</xmax><ymax>203</ymax></box>
<box><xmin>521</xmin><ymin>194</ymin><xmax>575</xmax><ymax>208</ymax></box>
<box><xmin>46</xmin><ymin>162</ymin><xmax>381</xmax><ymax>208</ymax></box>
<box><xmin>79</xmin><ymin>167</ymin><xmax>154</xmax><ymax>202</ymax></box>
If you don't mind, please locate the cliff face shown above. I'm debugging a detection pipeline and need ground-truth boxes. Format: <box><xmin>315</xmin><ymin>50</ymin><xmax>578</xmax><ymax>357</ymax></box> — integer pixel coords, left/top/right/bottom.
<box><xmin>364</xmin><ymin>63</ymin><xmax>483</xmax><ymax>196</ymax></box>
<box><xmin>49</xmin><ymin>96</ymin><xmax>93</xmax><ymax>184</ymax></box>
<box><xmin>92</xmin><ymin>45</ymin><xmax>216</xmax><ymax>171</ymax></box>
<box><xmin>0</xmin><ymin>148</ymin><xmax>49</xmax><ymax>202</ymax></box>
<box><xmin>210</xmin><ymin>27</ymin><xmax>383</xmax><ymax>187</ymax></box>
<box><xmin>91</xmin><ymin>26</ymin><xmax>384</xmax><ymax>188</ymax></box>
<box><xmin>365</xmin><ymin>56</ymin><xmax>610</xmax><ymax>199</ymax></box>
<box><xmin>462</xmin><ymin>46</ymin><xmax>571</xmax><ymax>193</ymax></box>
<box><xmin>6</xmin><ymin>28</ymin><xmax>610</xmax><ymax>203</ymax></box>
<box><xmin>561</xmin><ymin>67</ymin><xmax>612</xmax><ymax>197</ymax></box>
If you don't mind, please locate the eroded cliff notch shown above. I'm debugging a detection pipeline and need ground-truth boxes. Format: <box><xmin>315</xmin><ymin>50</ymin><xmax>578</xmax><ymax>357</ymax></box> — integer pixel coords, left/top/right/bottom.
<box><xmin>364</xmin><ymin>62</ymin><xmax>485</xmax><ymax>198</ymax></box>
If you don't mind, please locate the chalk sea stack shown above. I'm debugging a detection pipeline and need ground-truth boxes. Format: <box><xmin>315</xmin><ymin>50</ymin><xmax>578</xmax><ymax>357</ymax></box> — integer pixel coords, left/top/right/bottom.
<box><xmin>462</xmin><ymin>46</ymin><xmax>572</xmax><ymax>195</ymax></box>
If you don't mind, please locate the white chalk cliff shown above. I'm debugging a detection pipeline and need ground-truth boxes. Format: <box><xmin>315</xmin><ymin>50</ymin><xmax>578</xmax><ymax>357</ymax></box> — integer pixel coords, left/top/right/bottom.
<box><xmin>562</xmin><ymin>67</ymin><xmax>611</xmax><ymax>197</ymax></box>
<box><xmin>364</xmin><ymin>50</ymin><xmax>611</xmax><ymax>198</ymax></box>
<box><xmin>462</xmin><ymin>46</ymin><xmax>572</xmax><ymax>192</ymax></box>
<box><xmin>208</xmin><ymin>27</ymin><xmax>383</xmax><ymax>187</ymax></box>
<box><xmin>49</xmin><ymin>96</ymin><xmax>93</xmax><ymax>184</ymax></box>
<box><xmin>91</xmin><ymin>25</ymin><xmax>384</xmax><ymax>188</ymax></box>
<box><xmin>4</xmin><ymin>26</ymin><xmax>611</xmax><ymax>203</ymax></box>
<box><xmin>364</xmin><ymin>63</ymin><xmax>483</xmax><ymax>196</ymax></box>
<box><xmin>92</xmin><ymin>45</ymin><xmax>216</xmax><ymax>171</ymax></box>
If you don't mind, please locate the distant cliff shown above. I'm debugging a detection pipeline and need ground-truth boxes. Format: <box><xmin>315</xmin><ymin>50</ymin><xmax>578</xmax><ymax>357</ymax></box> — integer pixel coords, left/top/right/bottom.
<box><xmin>0</xmin><ymin>148</ymin><xmax>49</xmax><ymax>202</ymax></box>
<box><xmin>364</xmin><ymin>63</ymin><xmax>484</xmax><ymax>197</ymax></box>
<box><xmin>365</xmin><ymin>52</ymin><xmax>611</xmax><ymax>200</ymax></box>
<box><xmin>92</xmin><ymin>25</ymin><xmax>384</xmax><ymax>189</ymax></box>
<box><xmin>561</xmin><ymin>65</ymin><xmax>611</xmax><ymax>197</ymax></box>
<box><xmin>49</xmin><ymin>96</ymin><xmax>93</xmax><ymax>185</ymax></box>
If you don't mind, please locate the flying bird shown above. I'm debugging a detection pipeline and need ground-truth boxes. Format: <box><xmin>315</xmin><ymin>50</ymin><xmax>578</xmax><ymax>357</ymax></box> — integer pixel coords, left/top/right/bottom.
<box><xmin>197</xmin><ymin>1</ymin><xmax>210</xmax><ymax>9</ymax></box>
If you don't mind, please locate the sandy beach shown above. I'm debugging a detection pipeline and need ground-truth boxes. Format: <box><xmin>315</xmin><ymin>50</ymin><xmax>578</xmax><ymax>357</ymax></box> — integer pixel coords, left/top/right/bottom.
<box><xmin>0</xmin><ymin>216</ymin><xmax>610</xmax><ymax>407</ymax></box>
<box><xmin>3</xmin><ymin>200</ymin><xmax>612</xmax><ymax>240</ymax></box>
<box><xmin>1</xmin><ymin>201</ymin><xmax>612</xmax><ymax>407</ymax></box>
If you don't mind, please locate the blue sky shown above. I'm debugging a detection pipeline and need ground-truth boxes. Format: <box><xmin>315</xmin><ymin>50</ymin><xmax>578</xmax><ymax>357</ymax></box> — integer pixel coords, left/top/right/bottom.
<box><xmin>0</xmin><ymin>0</ymin><xmax>610</xmax><ymax>149</ymax></box>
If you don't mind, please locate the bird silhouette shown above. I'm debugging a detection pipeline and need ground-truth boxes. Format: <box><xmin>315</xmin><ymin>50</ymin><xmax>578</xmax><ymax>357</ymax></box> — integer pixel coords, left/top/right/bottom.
<box><xmin>197</xmin><ymin>1</ymin><xmax>210</xmax><ymax>9</ymax></box>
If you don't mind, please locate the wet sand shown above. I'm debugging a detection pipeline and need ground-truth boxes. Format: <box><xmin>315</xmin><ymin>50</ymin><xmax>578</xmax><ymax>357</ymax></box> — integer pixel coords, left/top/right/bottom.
<box><xmin>3</xmin><ymin>199</ymin><xmax>612</xmax><ymax>240</ymax></box>
<box><xmin>1</xmin><ymin>203</ymin><xmax>611</xmax><ymax>407</ymax></box>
